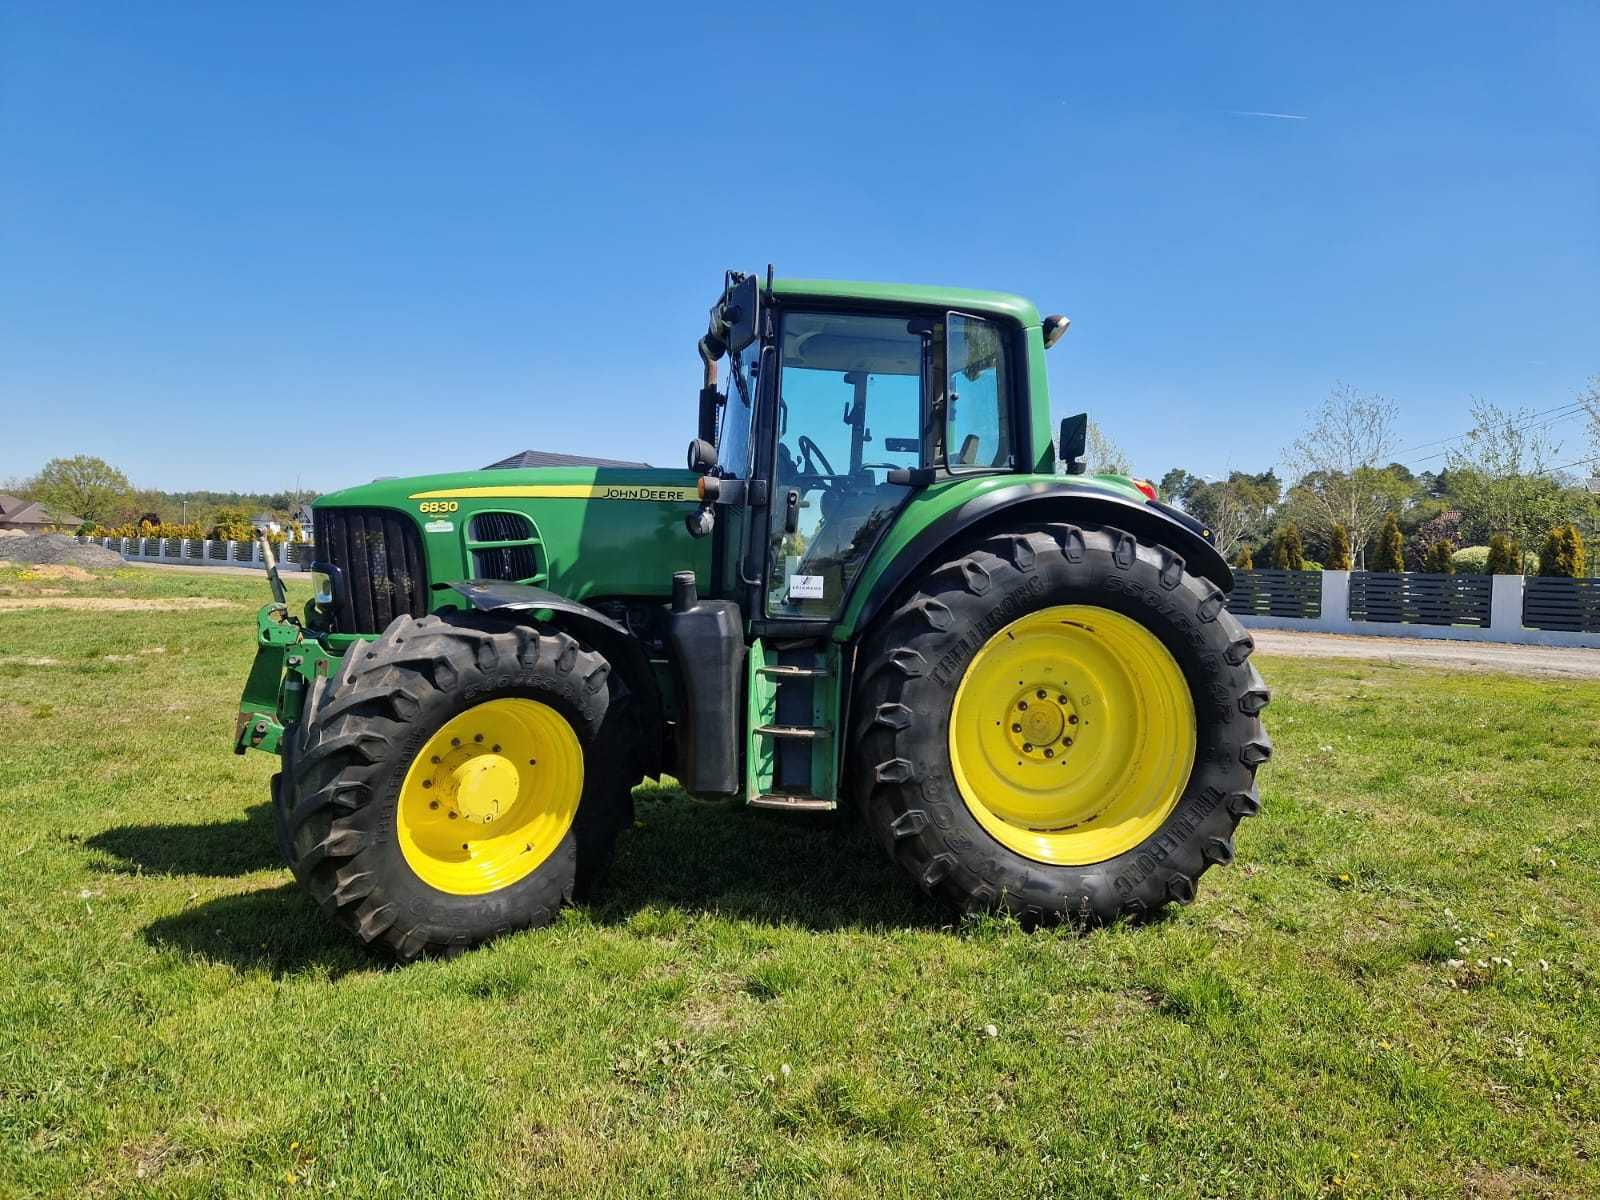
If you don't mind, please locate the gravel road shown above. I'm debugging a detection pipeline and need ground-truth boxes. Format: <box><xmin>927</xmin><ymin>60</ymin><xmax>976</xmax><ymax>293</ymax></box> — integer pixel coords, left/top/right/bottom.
<box><xmin>1250</xmin><ymin>629</ymin><xmax>1600</xmax><ymax>679</ymax></box>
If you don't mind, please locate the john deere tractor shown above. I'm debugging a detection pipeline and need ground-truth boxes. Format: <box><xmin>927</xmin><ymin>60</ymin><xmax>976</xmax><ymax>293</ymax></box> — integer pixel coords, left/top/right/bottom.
<box><xmin>236</xmin><ymin>271</ymin><xmax>1270</xmax><ymax>958</ymax></box>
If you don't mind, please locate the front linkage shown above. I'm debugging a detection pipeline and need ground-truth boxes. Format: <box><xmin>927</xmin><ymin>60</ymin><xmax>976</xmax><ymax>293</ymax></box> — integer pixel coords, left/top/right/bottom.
<box><xmin>233</xmin><ymin>601</ymin><xmax>342</xmax><ymax>757</ymax></box>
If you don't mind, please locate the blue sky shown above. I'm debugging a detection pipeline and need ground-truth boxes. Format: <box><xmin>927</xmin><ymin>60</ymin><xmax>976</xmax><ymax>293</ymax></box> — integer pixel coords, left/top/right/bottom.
<box><xmin>2</xmin><ymin>3</ymin><xmax>1596</xmax><ymax>493</ymax></box>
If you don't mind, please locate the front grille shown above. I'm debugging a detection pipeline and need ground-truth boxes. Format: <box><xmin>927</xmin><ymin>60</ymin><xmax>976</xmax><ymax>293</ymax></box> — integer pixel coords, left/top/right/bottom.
<box><xmin>472</xmin><ymin>544</ymin><xmax>541</xmax><ymax>582</ymax></box>
<box><xmin>315</xmin><ymin>507</ymin><xmax>429</xmax><ymax>633</ymax></box>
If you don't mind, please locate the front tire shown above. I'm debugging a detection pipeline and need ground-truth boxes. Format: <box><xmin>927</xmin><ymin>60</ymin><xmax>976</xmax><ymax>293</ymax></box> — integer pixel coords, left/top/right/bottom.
<box><xmin>852</xmin><ymin>523</ymin><xmax>1271</xmax><ymax>926</ymax></box>
<box><xmin>276</xmin><ymin>612</ymin><xmax>630</xmax><ymax>959</ymax></box>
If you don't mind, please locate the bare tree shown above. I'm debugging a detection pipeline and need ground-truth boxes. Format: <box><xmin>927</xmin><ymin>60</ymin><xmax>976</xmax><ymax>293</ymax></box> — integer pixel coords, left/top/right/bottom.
<box><xmin>1086</xmin><ymin>420</ymin><xmax>1132</xmax><ymax>474</ymax></box>
<box><xmin>1584</xmin><ymin>376</ymin><xmax>1600</xmax><ymax>487</ymax></box>
<box><xmin>1447</xmin><ymin>399</ymin><xmax>1567</xmax><ymax>552</ymax></box>
<box><xmin>1281</xmin><ymin>385</ymin><xmax>1404</xmax><ymax>568</ymax></box>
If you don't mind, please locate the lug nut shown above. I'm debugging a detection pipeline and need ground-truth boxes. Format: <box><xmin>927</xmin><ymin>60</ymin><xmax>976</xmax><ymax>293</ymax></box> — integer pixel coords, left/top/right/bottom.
<box><xmin>1012</xmin><ymin>723</ymin><xmax>1022</xmax><ymax>733</ymax></box>
<box><xmin>474</xmin><ymin>734</ymin><xmax>484</xmax><ymax>743</ymax></box>
<box><xmin>421</xmin><ymin>779</ymin><xmax>432</xmax><ymax>789</ymax></box>
<box><xmin>451</xmin><ymin>737</ymin><xmax>461</xmax><ymax>747</ymax></box>
<box><xmin>1044</xmin><ymin>748</ymin><xmax>1055</xmax><ymax>758</ymax></box>
<box><xmin>1018</xmin><ymin>700</ymin><xmax>1028</xmax><ymax>711</ymax></box>
<box><xmin>429</xmin><ymin>800</ymin><xmax>440</xmax><ymax>810</ymax></box>
<box><xmin>1036</xmin><ymin>689</ymin><xmax>1047</xmax><ymax>700</ymax></box>
<box><xmin>1023</xmin><ymin>742</ymin><xmax>1033</xmax><ymax>752</ymax></box>
<box><xmin>1064</xmin><ymin>737</ymin><xmax>1074</xmax><ymax>747</ymax></box>
<box><xmin>1068</xmin><ymin>714</ymin><xmax>1078</xmax><ymax>725</ymax></box>
<box><xmin>431</xmin><ymin>755</ymin><xmax>441</xmax><ymax>764</ymax></box>
<box><xmin>448</xmin><ymin>811</ymin><xmax>458</xmax><ymax>820</ymax></box>
<box><xmin>1057</xmin><ymin>695</ymin><xmax>1067</xmax><ymax>705</ymax></box>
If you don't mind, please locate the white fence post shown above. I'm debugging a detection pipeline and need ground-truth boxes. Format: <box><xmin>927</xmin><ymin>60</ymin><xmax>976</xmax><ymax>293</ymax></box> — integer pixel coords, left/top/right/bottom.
<box><xmin>1490</xmin><ymin>575</ymin><xmax>1525</xmax><ymax>637</ymax></box>
<box><xmin>1321</xmin><ymin>571</ymin><xmax>1352</xmax><ymax>632</ymax></box>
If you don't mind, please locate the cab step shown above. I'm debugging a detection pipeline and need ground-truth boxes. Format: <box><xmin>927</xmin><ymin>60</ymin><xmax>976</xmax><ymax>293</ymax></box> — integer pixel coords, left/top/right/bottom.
<box><xmin>749</xmin><ymin>792</ymin><xmax>837</xmax><ymax>813</ymax></box>
<box><xmin>754</xmin><ymin>724</ymin><xmax>833</xmax><ymax>740</ymax></box>
<box><xmin>756</xmin><ymin>665</ymin><xmax>832</xmax><ymax>680</ymax></box>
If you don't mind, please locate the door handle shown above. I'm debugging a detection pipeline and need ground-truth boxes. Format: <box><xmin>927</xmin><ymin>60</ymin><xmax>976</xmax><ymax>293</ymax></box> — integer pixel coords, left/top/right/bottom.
<box><xmin>784</xmin><ymin>488</ymin><xmax>800</xmax><ymax>534</ymax></box>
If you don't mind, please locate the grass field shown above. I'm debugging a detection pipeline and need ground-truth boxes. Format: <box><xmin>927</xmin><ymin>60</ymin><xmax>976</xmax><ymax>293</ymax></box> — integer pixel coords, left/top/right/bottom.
<box><xmin>2</xmin><ymin>565</ymin><xmax>1598</xmax><ymax>1198</ymax></box>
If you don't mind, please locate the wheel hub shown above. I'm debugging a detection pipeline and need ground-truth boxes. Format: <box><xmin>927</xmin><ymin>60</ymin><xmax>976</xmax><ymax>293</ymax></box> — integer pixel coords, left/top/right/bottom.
<box><xmin>1007</xmin><ymin>687</ymin><xmax>1077</xmax><ymax>761</ymax></box>
<box><xmin>397</xmin><ymin>697</ymin><xmax>584</xmax><ymax>895</ymax></box>
<box><xmin>447</xmin><ymin>753</ymin><xmax>519</xmax><ymax>824</ymax></box>
<box><xmin>948</xmin><ymin>605</ymin><xmax>1197</xmax><ymax>866</ymax></box>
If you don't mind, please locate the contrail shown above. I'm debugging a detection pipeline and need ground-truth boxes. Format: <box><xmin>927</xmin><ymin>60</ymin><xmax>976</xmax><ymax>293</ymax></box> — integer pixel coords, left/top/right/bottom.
<box><xmin>1229</xmin><ymin>110</ymin><xmax>1307</xmax><ymax>120</ymax></box>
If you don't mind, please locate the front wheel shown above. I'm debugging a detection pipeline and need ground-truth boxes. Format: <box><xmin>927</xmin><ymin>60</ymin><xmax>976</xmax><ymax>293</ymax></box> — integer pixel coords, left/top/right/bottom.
<box><xmin>276</xmin><ymin>612</ymin><xmax>631</xmax><ymax>959</ymax></box>
<box><xmin>852</xmin><ymin>523</ymin><xmax>1271</xmax><ymax>925</ymax></box>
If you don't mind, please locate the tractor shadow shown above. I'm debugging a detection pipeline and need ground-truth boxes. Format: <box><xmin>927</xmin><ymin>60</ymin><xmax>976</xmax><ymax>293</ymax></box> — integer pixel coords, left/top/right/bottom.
<box><xmin>106</xmin><ymin>785</ymin><xmax>977</xmax><ymax>975</ymax></box>
<box><xmin>592</xmin><ymin>784</ymin><xmax>950</xmax><ymax>933</ymax></box>
<box><xmin>87</xmin><ymin>803</ymin><xmax>280</xmax><ymax>878</ymax></box>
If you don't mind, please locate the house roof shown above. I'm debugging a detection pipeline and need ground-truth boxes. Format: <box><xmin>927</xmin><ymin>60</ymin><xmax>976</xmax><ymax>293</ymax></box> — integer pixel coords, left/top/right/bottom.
<box><xmin>0</xmin><ymin>495</ymin><xmax>82</xmax><ymax>526</ymax></box>
<box><xmin>484</xmin><ymin>450</ymin><xmax>652</xmax><ymax>470</ymax></box>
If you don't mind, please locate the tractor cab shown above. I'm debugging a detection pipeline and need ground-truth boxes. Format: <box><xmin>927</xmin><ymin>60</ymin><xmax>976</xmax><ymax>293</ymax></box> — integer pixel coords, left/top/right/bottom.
<box><xmin>688</xmin><ymin>271</ymin><xmax>1067</xmax><ymax>629</ymax></box>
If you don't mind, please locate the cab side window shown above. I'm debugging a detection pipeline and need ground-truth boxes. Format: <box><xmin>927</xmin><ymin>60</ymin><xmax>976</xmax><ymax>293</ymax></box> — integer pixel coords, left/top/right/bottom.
<box><xmin>945</xmin><ymin>313</ymin><xmax>1012</xmax><ymax>469</ymax></box>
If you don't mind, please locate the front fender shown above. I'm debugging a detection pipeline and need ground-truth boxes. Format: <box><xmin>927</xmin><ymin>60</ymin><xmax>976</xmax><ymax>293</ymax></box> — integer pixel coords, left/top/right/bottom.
<box><xmin>445</xmin><ymin>581</ymin><xmax>666</xmax><ymax>777</ymax></box>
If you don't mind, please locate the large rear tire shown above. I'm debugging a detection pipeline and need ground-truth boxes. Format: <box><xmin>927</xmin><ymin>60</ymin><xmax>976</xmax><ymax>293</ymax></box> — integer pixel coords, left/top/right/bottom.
<box><xmin>852</xmin><ymin>523</ymin><xmax>1271</xmax><ymax>925</ymax></box>
<box><xmin>276</xmin><ymin>611</ymin><xmax>631</xmax><ymax>959</ymax></box>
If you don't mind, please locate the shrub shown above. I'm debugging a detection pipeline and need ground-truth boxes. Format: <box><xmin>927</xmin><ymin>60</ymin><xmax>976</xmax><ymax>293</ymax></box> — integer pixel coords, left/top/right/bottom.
<box><xmin>1422</xmin><ymin>538</ymin><xmax>1456</xmax><ymax>574</ymax></box>
<box><xmin>1452</xmin><ymin>546</ymin><xmax>1490</xmax><ymax>574</ymax></box>
<box><xmin>1539</xmin><ymin>524</ymin><xmax>1586</xmax><ymax>579</ymax></box>
<box><xmin>1325</xmin><ymin>523</ymin><xmax>1352</xmax><ymax>571</ymax></box>
<box><xmin>1372</xmin><ymin>513</ymin><xmax>1405</xmax><ymax>572</ymax></box>
<box><xmin>1234</xmin><ymin>544</ymin><xmax>1255</xmax><ymax>570</ymax></box>
<box><xmin>1271</xmin><ymin>524</ymin><xmax>1305</xmax><ymax>571</ymax></box>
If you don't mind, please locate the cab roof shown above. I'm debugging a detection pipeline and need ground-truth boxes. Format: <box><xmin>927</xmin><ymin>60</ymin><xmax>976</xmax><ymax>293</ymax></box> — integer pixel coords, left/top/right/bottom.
<box><xmin>768</xmin><ymin>277</ymin><xmax>1042</xmax><ymax>330</ymax></box>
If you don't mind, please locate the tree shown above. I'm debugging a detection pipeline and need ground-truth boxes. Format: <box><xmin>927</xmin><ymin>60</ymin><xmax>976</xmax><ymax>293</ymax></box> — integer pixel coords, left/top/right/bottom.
<box><xmin>1271</xmin><ymin>523</ymin><xmax>1305</xmax><ymax>570</ymax></box>
<box><xmin>1446</xmin><ymin>400</ymin><xmax>1567</xmax><ymax>551</ymax></box>
<box><xmin>1281</xmin><ymin>385</ymin><xmax>1406</xmax><ymax>568</ymax></box>
<box><xmin>1539</xmin><ymin>524</ymin><xmax>1586</xmax><ymax>578</ymax></box>
<box><xmin>1234</xmin><ymin>543</ymin><xmax>1255</xmax><ymax>569</ymax></box>
<box><xmin>1162</xmin><ymin>468</ymin><xmax>1281</xmax><ymax>562</ymax></box>
<box><xmin>1326</xmin><ymin>524</ymin><xmax>1352</xmax><ymax>570</ymax></box>
<box><xmin>1486</xmin><ymin>533</ymin><xmax>1523</xmax><ymax>575</ymax></box>
<box><xmin>26</xmin><ymin>455</ymin><xmax>133</xmax><ymax>525</ymax></box>
<box><xmin>1372</xmin><ymin>512</ymin><xmax>1405</xmax><ymax>572</ymax></box>
<box><xmin>1422</xmin><ymin>538</ymin><xmax>1455</xmax><ymax>574</ymax></box>
<box><xmin>1086</xmin><ymin>421</ymin><xmax>1131</xmax><ymax>475</ymax></box>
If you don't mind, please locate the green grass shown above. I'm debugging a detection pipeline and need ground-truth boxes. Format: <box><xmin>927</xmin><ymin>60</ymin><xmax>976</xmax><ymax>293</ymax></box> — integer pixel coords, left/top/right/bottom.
<box><xmin>2</xmin><ymin>564</ymin><xmax>1598</xmax><ymax>1198</ymax></box>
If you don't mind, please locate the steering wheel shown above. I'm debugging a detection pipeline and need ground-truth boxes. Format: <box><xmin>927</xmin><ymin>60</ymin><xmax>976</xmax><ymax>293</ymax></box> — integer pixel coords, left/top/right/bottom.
<box><xmin>797</xmin><ymin>434</ymin><xmax>835</xmax><ymax>478</ymax></box>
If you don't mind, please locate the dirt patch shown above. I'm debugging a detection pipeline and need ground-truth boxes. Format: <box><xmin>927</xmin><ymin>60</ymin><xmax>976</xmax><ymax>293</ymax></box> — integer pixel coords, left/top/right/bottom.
<box><xmin>0</xmin><ymin>533</ymin><xmax>122</xmax><ymax>567</ymax></box>
<box><xmin>19</xmin><ymin>564</ymin><xmax>95</xmax><ymax>582</ymax></box>
<box><xmin>0</xmin><ymin>597</ymin><xmax>242</xmax><ymax>613</ymax></box>
<box><xmin>0</xmin><ymin>656</ymin><xmax>62</xmax><ymax>666</ymax></box>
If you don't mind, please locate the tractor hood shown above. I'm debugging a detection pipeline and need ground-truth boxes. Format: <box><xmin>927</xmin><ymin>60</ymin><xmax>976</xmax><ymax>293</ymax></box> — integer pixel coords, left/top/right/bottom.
<box><xmin>313</xmin><ymin>465</ymin><xmax>710</xmax><ymax>606</ymax></box>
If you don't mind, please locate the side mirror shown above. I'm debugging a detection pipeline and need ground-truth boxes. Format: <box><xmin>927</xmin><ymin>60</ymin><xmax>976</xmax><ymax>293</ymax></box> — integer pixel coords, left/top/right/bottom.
<box><xmin>1059</xmin><ymin>413</ymin><xmax>1088</xmax><ymax>475</ymax></box>
<box><xmin>686</xmin><ymin>438</ymin><xmax>718</xmax><ymax>475</ymax></box>
<box><xmin>723</xmin><ymin>273</ymin><xmax>760</xmax><ymax>355</ymax></box>
<box><xmin>1042</xmin><ymin>314</ymin><xmax>1071</xmax><ymax>349</ymax></box>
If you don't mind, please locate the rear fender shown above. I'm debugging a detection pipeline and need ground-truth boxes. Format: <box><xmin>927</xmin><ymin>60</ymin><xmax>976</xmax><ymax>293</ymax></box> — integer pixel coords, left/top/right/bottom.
<box><xmin>846</xmin><ymin>482</ymin><xmax>1233</xmax><ymax>641</ymax></box>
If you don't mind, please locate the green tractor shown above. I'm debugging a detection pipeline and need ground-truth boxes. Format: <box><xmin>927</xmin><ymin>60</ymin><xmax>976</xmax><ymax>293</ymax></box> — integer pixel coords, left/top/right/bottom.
<box><xmin>236</xmin><ymin>271</ymin><xmax>1270</xmax><ymax>958</ymax></box>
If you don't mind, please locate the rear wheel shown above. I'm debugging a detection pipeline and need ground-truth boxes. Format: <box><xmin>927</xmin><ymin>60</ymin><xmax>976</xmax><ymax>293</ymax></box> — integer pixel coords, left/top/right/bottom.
<box><xmin>277</xmin><ymin>612</ymin><xmax>631</xmax><ymax>959</ymax></box>
<box><xmin>853</xmin><ymin>523</ymin><xmax>1271</xmax><ymax>925</ymax></box>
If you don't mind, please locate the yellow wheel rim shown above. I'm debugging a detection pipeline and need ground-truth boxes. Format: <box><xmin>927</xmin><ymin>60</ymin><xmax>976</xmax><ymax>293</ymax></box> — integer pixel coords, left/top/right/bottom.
<box><xmin>396</xmin><ymin>698</ymin><xmax>583</xmax><ymax>895</ymax></box>
<box><xmin>949</xmin><ymin>604</ymin><xmax>1196</xmax><ymax>866</ymax></box>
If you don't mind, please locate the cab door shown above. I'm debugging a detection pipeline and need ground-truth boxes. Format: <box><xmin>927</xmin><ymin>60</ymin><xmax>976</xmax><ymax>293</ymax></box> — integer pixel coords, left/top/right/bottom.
<box><xmin>764</xmin><ymin>311</ymin><xmax>926</xmax><ymax>620</ymax></box>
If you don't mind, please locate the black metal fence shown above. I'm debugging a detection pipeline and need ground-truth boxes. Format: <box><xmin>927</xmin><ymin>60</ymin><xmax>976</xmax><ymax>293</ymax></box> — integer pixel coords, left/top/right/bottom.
<box><xmin>1523</xmin><ymin>577</ymin><xmax>1600</xmax><ymax>632</ymax></box>
<box><xmin>1348</xmin><ymin>572</ymin><xmax>1492</xmax><ymax>627</ymax></box>
<box><xmin>1227</xmin><ymin>570</ymin><xmax>1323</xmax><ymax>618</ymax></box>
